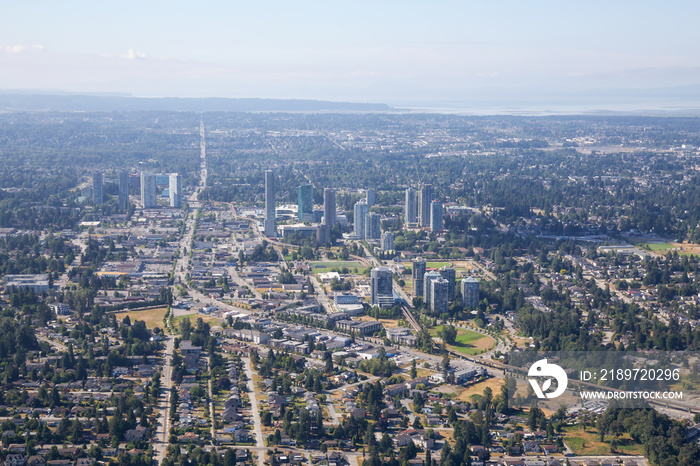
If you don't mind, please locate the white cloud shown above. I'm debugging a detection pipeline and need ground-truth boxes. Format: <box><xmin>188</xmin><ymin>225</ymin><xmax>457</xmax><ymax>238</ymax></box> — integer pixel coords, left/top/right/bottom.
<box><xmin>2</xmin><ymin>44</ymin><xmax>45</xmax><ymax>54</ymax></box>
<box><xmin>118</xmin><ymin>49</ymin><xmax>146</xmax><ymax>60</ymax></box>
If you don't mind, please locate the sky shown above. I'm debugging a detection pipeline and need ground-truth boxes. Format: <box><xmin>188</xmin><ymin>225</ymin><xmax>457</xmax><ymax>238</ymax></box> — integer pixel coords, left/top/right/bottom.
<box><xmin>2</xmin><ymin>0</ymin><xmax>700</xmax><ymax>109</ymax></box>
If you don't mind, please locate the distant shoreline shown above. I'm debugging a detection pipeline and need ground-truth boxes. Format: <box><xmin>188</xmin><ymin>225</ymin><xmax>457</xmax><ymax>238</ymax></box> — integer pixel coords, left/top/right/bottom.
<box><xmin>2</xmin><ymin>91</ymin><xmax>700</xmax><ymax>117</ymax></box>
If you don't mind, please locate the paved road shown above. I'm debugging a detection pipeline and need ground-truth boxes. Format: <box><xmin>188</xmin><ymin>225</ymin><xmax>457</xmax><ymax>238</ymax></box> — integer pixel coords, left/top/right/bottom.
<box><xmin>346</xmin><ymin>453</ymin><xmax>360</xmax><ymax>466</ymax></box>
<box><xmin>310</xmin><ymin>275</ymin><xmax>333</xmax><ymax>313</ymax></box>
<box><xmin>37</xmin><ymin>336</ymin><xmax>68</xmax><ymax>352</ymax></box>
<box><xmin>243</xmin><ymin>357</ymin><xmax>265</xmax><ymax>466</ymax></box>
<box><xmin>200</xmin><ymin>119</ymin><xmax>208</xmax><ymax>189</ymax></box>
<box><xmin>399</xmin><ymin>399</ymin><xmax>417</xmax><ymax>424</ymax></box>
<box><xmin>154</xmin><ymin>334</ymin><xmax>175</xmax><ymax>464</ymax></box>
<box><xmin>359</xmin><ymin>243</ymin><xmax>380</xmax><ymax>268</ymax></box>
<box><xmin>226</xmin><ymin>266</ymin><xmax>263</xmax><ymax>300</ymax></box>
<box><xmin>55</xmin><ymin>235</ymin><xmax>89</xmax><ymax>291</ymax></box>
<box><xmin>325</xmin><ymin>393</ymin><xmax>340</xmax><ymax>426</ymax></box>
<box><xmin>333</xmin><ymin>376</ymin><xmax>381</xmax><ymax>394</ymax></box>
<box><xmin>467</xmin><ymin>257</ymin><xmax>496</xmax><ymax>281</ymax></box>
<box><xmin>208</xmin><ymin>355</ymin><xmax>216</xmax><ymax>444</ymax></box>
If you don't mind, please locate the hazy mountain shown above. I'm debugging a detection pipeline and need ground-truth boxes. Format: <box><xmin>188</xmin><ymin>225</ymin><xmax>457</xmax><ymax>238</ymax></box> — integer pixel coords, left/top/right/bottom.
<box><xmin>0</xmin><ymin>92</ymin><xmax>392</xmax><ymax>113</ymax></box>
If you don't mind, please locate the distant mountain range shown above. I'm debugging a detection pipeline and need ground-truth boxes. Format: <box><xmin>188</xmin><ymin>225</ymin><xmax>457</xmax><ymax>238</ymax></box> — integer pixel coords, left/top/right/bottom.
<box><xmin>0</xmin><ymin>92</ymin><xmax>392</xmax><ymax>113</ymax></box>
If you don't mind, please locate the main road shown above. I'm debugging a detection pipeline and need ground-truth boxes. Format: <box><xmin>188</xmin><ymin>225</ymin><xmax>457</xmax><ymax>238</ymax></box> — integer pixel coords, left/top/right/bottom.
<box><xmin>243</xmin><ymin>357</ymin><xmax>266</xmax><ymax>466</ymax></box>
<box><xmin>154</xmin><ymin>118</ymin><xmax>207</xmax><ymax>464</ymax></box>
<box><xmin>208</xmin><ymin>355</ymin><xmax>216</xmax><ymax>444</ymax></box>
<box><xmin>154</xmin><ymin>333</ymin><xmax>175</xmax><ymax>464</ymax></box>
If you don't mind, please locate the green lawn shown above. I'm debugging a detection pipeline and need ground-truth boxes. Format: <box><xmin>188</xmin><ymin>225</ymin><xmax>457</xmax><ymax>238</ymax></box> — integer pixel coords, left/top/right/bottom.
<box><xmin>309</xmin><ymin>261</ymin><xmax>364</xmax><ymax>272</ymax></box>
<box><xmin>431</xmin><ymin>326</ymin><xmax>495</xmax><ymax>355</ymax></box>
<box><xmin>172</xmin><ymin>314</ymin><xmax>220</xmax><ymax>326</ymax></box>
<box><xmin>642</xmin><ymin>242</ymin><xmax>674</xmax><ymax>251</ymax></box>
<box><xmin>426</xmin><ymin>261</ymin><xmax>450</xmax><ymax>269</ymax></box>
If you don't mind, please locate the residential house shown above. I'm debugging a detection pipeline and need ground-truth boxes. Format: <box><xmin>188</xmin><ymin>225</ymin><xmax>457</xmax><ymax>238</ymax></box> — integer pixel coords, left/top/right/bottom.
<box><xmin>4</xmin><ymin>455</ymin><xmax>26</xmax><ymax>466</ymax></box>
<box><xmin>124</xmin><ymin>426</ymin><xmax>147</xmax><ymax>441</ymax></box>
<box><xmin>233</xmin><ymin>430</ymin><xmax>250</xmax><ymax>443</ymax></box>
<box><xmin>26</xmin><ymin>457</ymin><xmax>44</xmax><ymax>466</ymax></box>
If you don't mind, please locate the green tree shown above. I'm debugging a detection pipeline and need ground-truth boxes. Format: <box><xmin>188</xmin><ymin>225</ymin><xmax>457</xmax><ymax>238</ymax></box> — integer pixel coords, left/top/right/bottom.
<box><xmin>439</xmin><ymin>325</ymin><xmax>457</xmax><ymax>345</ymax></box>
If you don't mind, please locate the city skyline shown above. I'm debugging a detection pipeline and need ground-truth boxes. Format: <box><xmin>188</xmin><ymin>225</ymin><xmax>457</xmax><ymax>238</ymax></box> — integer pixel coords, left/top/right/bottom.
<box><xmin>0</xmin><ymin>107</ymin><xmax>697</xmax><ymax>465</ymax></box>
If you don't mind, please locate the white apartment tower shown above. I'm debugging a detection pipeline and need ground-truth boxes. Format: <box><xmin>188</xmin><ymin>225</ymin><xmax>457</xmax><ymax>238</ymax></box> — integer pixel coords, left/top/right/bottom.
<box><xmin>354</xmin><ymin>200</ymin><xmax>369</xmax><ymax>238</ymax></box>
<box><xmin>405</xmin><ymin>187</ymin><xmax>417</xmax><ymax>224</ymax></box>
<box><xmin>430</xmin><ymin>200</ymin><xmax>443</xmax><ymax>232</ymax></box>
<box><xmin>264</xmin><ymin>170</ymin><xmax>276</xmax><ymax>237</ymax></box>
<box><xmin>140</xmin><ymin>172</ymin><xmax>157</xmax><ymax>209</ymax></box>
<box><xmin>92</xmin><ymin>171</ymin><xmax>103</xmax><ymax>205</ymax></box>
<box><xmin>118</xmin><ymin>171</ymin><xmax>129</xmax><ymax>212</ymax></box>
<box><xmin>323</xmin><ymin>188</ymin><xmax>336</xmax><ymax>226</ymax></box>
<box><xmin>418</xmin><ymin>184</ymin><xmax>433</xmax><ymax>227</ymax></box>
<box><xmin>169</xmin><ymin>173</ymin><xmax>182</xmax><ymax>208</ymax></box>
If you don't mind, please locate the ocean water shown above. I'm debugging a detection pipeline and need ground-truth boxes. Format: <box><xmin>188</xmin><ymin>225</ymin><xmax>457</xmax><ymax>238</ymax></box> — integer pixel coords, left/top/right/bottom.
<box><xmin>391</xmin><ymin>97</ymin><xmax>700</xmax><ymax>116</ymax></box>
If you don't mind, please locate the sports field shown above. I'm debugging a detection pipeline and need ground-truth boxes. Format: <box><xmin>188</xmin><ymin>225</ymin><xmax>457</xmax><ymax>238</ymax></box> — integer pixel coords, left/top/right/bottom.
<box><xmin>431</xmin><ymin>326</ymin><xmax>495</xmax><ymax>355</ymax></box>
<box><xmin>635</xmin><ymin>241</ymin><xmax>700</xmax><ymax>256</ymax></box>
<box><xmin>308</xmin><ymin>261</ymin><xmax>364</xmax><ymax>272</ymax></box>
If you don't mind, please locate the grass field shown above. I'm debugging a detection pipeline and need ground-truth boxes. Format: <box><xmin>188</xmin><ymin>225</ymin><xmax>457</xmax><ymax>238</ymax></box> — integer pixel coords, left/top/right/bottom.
<box><xmin>451</xmin><ymin>261</ymin><xmax>478</xmax><ymax>272</ymax></box>
<box><xmin>172</xmin><ymin>313</ymin><xmax>220</xmax><ymax>326</ymax></box>
<box><xmin>411</xmin><ymin>368</ymin><xmax>435</xmax><ymax>379</ymax></box>
<box><xmin>635</xmin><ymin>241</ymin><xmax>700</xmax><ymax>256</ymax></box>
<box><xmin>431</xmin><ymin>326</ymin><xmax>496</xmax><ymax>355</ymax></box>
<box><xmin>309</xmin><ymin>261</ymin><xmax>364</xmax><ymax>272</ymax></box>
<box><xmin>115</xmin><ymin>307</ymin><xmax>168</xmax><ymax>329</ymax></box>
<box><xmin>642</xmin><ymin>242</ymin><xmax>675</xmax><ymax>252</ymax></box>
<box><xmin>457</xmin><ymin>377</ymin><xmax>504</xmax><ymax>402</ymax></box>
<box><xmin>426</xmin><ymin>261</ymin><xmax>450</xmax><ymax>269</ymax></box>
<box><xmin>563</xmin><ymin>425</ymin><xmax>645</xmax><ymax>456</ymax></box>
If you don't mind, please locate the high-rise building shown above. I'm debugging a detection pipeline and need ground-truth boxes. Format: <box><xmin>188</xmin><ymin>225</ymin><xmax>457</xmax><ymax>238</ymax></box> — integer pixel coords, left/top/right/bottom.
<box><xmin>264</xmin><ymin>170</ymin><xmax>276</xmax><ymax>237</ymax></box>
<box><xmin>430</xmin><ymin>200</ymin><xmax>443</xmax><ymax>232</ymax></box>
<box><xmin>169</xmin><ymin>173</ymin><xmax>182</xmax><ymax>208</ymax></box>
<box><xmin>439</xmin><ymin>266</ymin><xmax>456</xmax><ymax>301</ymax></box>
<box><xmin>323</xmin><ymin>188</ymin><xmax>336</xmax><ymax>226</ymax></box>
<box><xmin>365</xmin><ymin>212</ymin><xmax>381</xmax><ymax>239</ymax></box>
<box><xmin>316</xmin><ymin>224</ymin><xmax>330</xmax><ymax>245</ymax></box>
<box><xmin>423</xmin><ymin>271</ymin><xmax>442</xmax><ymax>307</ymax></box>
<box><xmin>298</xmin><ymin>184</ymin><xmax>313</xmax><ymax>221</ymax></box>
<box><xmin>462</xmin><ymin>277</ymin><xmax>480</xmax><ymax>308</ymax></box>
<box><xmin>381</xmin><ymin>231</ymin><xmax>394</xmax><ymax>251</ymax></box>
<box><xmin>412</xmin><ymin>258</ymin><xmax>427</xmax><ymax>297</ymax></box>
<box><xmin>418</xmin><ymin>184</ymin><xmax>433</xmax><ymax>227</ymax></box>
<box><xmin>118</xmin><ymin>171</ymin><xmax>129</xmax><ymax>212</ymax></box>
<box><xmin>140</xmin><ymin>172</ymin><xmax>157</xmax><ymax>208</ymax></box>
<box><xmin>405</xmin><ymin>187</ymin><xmax>417</xmax><ymax>225</ymax></box>
<box><xmin>354</xmin><ymin>200</ymin><xmax>369</xmax><ymax>238</ymax></box>
<box><xmin>371</xmin><ymin>267</ymin><xmax>394</xmax><ymax>308</ymax></box>
<box><xmin>366</xmin><ymin>188</ymin><xmax>376</xmax><ymax>207</ymax></box>
<box><xmin>430</xmin><ymin>277</ymin><xmax>449</xmax><ymax>315</ymax></box>
<box><xmin>92</xmin><ymin>171</ymin><xmax>103</xmax><ymax>205</ymax></box>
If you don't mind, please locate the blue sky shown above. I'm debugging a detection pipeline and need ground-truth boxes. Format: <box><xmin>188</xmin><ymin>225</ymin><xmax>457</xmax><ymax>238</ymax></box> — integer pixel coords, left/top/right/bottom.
<box><xmin>2</xmin><ymin>1</ymin><xmax>700</xmax><ymax>106</ymax></box>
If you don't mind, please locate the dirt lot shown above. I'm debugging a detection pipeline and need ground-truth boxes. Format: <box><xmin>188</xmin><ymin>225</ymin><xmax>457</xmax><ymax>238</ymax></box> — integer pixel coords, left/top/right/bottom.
<box><xmin>357</xmin><ymin>315</ymin><xmax>401</xmax><ymax>328</ymax></box>
<box><xmin>456</xmin><ymin>377</ymin><xmax>505</xmax><ymax>402</ymax></box>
